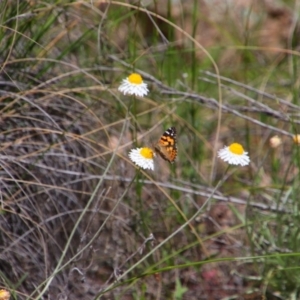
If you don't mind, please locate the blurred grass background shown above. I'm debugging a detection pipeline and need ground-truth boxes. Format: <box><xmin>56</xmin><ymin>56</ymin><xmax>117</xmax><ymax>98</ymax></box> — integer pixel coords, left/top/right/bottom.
<box><xmin>0</xmin><ymin>0</ymin><xmax>300</xmax><ymax>299</ymax></box>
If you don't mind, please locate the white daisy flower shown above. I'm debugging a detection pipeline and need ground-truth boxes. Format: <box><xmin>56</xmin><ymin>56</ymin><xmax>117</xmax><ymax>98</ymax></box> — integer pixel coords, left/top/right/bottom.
<box><xmin>218</xmin><ymin>143</ymin><xmax>250</xmax><ymax>166</ymax></box>
<box><xmin>118</xmin><ymin>73</ymin><xmax>149</xmax><ymax>97</ymax></box>
<box><xmin>129</xmin><ymin>147</ymin><xmax>155</xmax><ymax>170</ymax></box>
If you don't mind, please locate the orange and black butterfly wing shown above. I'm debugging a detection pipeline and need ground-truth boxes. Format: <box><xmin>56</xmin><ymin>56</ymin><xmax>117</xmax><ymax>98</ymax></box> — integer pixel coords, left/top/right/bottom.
<box><xmin>154</xmin><ymin>127</ymin><xmax>177</xmax><ymax>163</ymax></box>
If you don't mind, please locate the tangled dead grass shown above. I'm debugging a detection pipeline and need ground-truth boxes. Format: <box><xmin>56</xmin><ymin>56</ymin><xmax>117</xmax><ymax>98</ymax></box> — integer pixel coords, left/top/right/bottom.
<box><xmin>0</xmin><ymin>0</ymin><xmax>299</xmax><ymax>299</ymax></box>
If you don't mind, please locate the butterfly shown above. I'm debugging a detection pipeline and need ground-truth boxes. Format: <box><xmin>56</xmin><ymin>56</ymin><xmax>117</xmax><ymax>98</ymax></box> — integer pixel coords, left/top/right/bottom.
<box><xmin>154</xmin><ymin>127</ymin><xmax>177</xmax><ymax>163</ymax></box>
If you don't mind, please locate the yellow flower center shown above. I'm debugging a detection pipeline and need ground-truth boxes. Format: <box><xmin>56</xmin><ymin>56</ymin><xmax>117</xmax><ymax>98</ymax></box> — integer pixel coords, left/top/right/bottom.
<box><xmin>293</xmin><ymin>135</ymin><xmax>300</xmax><ymax>145</ymax></box>
<box><xmin>229</xmin><ymin>143</ymin><xmax>244</xmax><ymax>155</ymax></box>
<box><xmin>128</xmin><ymin>73</ymin><xmax>143</xmax><ymax>85</ymax></box>
<box><xmin>140</xmin><ymin>147</ymin><xmax>154</xmax><ymax>159</ymax></box>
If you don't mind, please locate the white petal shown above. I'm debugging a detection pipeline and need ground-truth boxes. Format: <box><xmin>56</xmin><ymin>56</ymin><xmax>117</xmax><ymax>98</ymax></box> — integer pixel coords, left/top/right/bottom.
<box><xmin>118</xmin><ymin>79</ymin><xmax>149</xmax><ymax>97</ymax></box>
<box><xmin>218</xmin><ymin>147</ymin><xmax>250</xmax><ymax>166</ymax></box>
